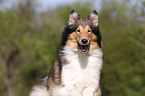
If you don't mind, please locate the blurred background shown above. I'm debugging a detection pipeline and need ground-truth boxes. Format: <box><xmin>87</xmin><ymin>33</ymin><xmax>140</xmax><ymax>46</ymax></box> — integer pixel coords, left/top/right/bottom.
<box><xmin>0</xmin><ymin>0</ymin><xmax>145</xmax><ymax>96</ymax></box>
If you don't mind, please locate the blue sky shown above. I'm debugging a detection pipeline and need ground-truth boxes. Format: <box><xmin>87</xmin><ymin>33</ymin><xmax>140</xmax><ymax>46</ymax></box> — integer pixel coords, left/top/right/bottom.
<box><xmin>0</xmin><ymin>0</ymin><xmax>102</xmax><ymax>12</ymax></box>
<box><xmin>0</xmin><ymin>0</ymin><xmax>142</xmax><ymax>14</ymax></box>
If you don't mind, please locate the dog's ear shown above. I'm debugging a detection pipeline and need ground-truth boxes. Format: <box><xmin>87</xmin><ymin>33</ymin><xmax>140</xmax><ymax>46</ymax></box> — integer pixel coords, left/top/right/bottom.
<box><xmin>87</xmin><ymin>10</ymin><xmax>99</xmax><ymax>27</ymax></box>
<box><xmin>67</xmin><ymin>9</ymin><xmax>81</xmax><ymax>26</ymax></box>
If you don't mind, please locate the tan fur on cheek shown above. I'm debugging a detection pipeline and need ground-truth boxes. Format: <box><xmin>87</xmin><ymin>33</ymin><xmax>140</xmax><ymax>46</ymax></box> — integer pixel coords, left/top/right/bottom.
<box><xmin>66</xmin><ymin>40</ymin><xmax>78</xmax><ymax>50</ymax></box>
<box><xmin>65</xmin><ymin>32</ymin><xmax>78</xmax><ymax>50</ymax></box>
<box><xmin>91</xmin><ymin>33</ymin><xmax>97</xmax><ymax>42</ymax></box>
<box><xmin>89</xmin><ymin>33</ymin><xmax>99</xmax><ymax>51</ymax></box>
<box><xmin>89</xmin><ymin>42</ymin><xmax>99</xmax><ymax>51</ymax></box>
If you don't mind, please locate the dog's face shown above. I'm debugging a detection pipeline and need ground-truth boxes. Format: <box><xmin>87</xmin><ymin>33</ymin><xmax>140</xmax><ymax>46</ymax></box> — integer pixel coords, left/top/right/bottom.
<box><xmin>64</xmin><ymin>10</ymin><xmax>101</xmax><ymax>53</ymax></box>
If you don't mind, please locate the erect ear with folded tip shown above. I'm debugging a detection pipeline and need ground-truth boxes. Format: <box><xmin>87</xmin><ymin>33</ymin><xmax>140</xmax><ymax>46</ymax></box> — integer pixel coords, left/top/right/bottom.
<box><xmin>87</xmin><ymin>10</ymin><xmax>99</xmax><ymax>27</ymax></box>
<box><xmin>67</xmin><ymin>9</ymin><xmax>81</xmax><ymax>26</ymax></box>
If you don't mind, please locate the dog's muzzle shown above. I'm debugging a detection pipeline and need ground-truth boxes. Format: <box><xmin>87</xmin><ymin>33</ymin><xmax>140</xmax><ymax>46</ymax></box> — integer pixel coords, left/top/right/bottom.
<box><xmin>78</xmin><ymin>38</ymin><xmax>89</xmax><ymax>53</ymax></box>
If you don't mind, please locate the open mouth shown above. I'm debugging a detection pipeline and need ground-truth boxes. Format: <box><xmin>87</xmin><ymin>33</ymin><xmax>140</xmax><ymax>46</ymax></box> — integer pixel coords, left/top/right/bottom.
<box><xmin>77</xmin><ymin>42</ymin><xmax>89</xmax><ymax>53</ymax></box>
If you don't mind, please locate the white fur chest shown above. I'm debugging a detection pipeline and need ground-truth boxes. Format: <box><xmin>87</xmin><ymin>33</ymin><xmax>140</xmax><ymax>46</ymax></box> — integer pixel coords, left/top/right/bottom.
<box><xmin>61</xmin><ymin>46</ymin><xmax>103</xmax><ymax>93</ymax></box>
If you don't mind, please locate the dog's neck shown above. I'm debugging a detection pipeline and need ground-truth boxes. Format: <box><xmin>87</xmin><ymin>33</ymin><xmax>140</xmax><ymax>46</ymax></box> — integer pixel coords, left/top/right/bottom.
<box><xmin>61</xmin><ymin>46</ymin><xmax>103</xmax><ymax>93</ymax></box>
<box><xmin>62</xmin><ymin>46</ymin><xmax>103</xmax><ymax>68</ymax></box>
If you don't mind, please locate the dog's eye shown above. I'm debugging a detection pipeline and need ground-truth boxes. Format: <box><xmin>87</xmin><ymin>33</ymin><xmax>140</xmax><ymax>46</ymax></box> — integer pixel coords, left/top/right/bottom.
<box><xmin>76</xmin><ymin>29</ymin><xmax>80</xmax><ymax>32</ymax></box>
<box><xmin>88</xmin><ymin>29</ymin><xmax>91</xmax><ymax>32</ymax></box>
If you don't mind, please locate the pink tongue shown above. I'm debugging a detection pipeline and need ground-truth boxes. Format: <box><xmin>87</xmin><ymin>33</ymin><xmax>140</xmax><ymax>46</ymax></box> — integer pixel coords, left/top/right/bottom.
<box><xmin>81</xmin><ymin>46</ymin><xmax>87</xmax><ymax>51</ymax></box>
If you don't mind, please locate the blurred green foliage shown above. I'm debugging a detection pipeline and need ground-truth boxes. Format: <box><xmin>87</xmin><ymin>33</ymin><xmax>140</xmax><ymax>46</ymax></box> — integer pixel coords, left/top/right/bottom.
<box><xmin>0</xmin><ymin>0</ymin><xmax>145</xmax><ymax>96</ymax></box>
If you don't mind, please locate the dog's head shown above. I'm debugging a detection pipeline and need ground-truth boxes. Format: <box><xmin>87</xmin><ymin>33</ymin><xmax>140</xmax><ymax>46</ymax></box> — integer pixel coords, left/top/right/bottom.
<box><xmin>62</xmin><ymin>10</ymin><xmax>102</xmax><ymax>53</ymax></box>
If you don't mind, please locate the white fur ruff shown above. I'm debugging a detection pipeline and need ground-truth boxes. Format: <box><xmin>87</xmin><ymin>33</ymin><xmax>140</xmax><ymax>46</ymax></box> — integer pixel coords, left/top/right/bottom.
<box><xmin>61</xmin><ymin>46</ymin><xmax>103</xmax><ymax>94</ymax></box>
<box><xmin>30</xmin><ymin>46</ymin><xmax>103</xmax><ymax>96</ymax></box>
<box><xmin>30</xmin><ymin>85</ymin><xmax>49</xmax><ymax>96</ymax></box>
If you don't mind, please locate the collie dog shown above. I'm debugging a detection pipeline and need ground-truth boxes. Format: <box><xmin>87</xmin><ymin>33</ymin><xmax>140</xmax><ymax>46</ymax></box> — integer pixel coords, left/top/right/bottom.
<box><xmin>30</xmin><ymin>10</ymin><xmax>103</xmax><ymax>96</ymax></box>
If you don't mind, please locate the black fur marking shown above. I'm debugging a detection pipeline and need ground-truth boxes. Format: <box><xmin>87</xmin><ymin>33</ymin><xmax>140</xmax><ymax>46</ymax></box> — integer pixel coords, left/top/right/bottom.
<box><xmin>71</xmin><ymin>9</ymin><xmax>75</xmax><ymax>13</ymax></box>
<box><xmin>92</xmin><ymin>10</ymin><xmax>98</xmax><ymax>15</ymax></box>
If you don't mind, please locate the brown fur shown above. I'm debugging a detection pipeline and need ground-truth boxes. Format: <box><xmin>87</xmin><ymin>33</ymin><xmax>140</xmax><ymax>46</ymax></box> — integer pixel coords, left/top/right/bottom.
<box><xmin>66</xmin><ymin>25</ymin><xmax>99</xmax><ymax>52</ymax></box>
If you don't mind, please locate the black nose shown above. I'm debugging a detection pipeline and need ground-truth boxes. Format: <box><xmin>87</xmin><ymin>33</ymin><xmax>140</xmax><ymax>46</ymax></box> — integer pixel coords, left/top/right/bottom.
<box><xmin>81</xmin><ymin>39</ymin><xmax>88</xmax><ymax>44</ymax></box>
